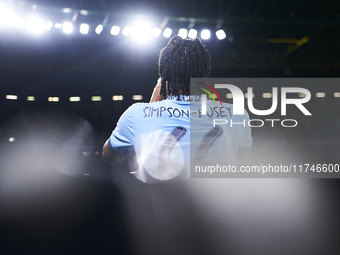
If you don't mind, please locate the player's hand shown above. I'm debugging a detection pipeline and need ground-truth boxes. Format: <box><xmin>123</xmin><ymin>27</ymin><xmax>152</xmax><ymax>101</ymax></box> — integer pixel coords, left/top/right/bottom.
<box><xmin>150</xmin><ymin>77</ymin><xmax>163</xmax><ymax>103</ymax></box>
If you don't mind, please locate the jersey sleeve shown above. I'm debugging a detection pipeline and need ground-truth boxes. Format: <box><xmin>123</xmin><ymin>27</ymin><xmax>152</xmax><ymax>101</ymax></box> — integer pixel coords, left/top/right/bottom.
<box><xmin>108</xmin><ymin>105</ymin><xmax>136</xmax><ymax>156</ymax></box>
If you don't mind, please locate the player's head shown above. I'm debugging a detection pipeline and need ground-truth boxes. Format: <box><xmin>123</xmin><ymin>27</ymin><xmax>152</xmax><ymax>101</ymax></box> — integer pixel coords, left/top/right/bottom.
<box><xmin>158</xmin><ymin>35</ymin><xmax>211</xmax><ymax>98</ymax></box>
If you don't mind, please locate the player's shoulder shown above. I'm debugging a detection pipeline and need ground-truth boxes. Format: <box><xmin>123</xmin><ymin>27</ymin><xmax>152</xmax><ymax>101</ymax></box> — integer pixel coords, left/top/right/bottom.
<box><xmin>125</xmin><ymin>102</ymin><xmax>148</xmax><ymax>111</ymax></box>
<box><xmin>129</xmin><ymin>100</ymin><xmax>175</xmax><ymax>108</ymax></box>
<box><xmin>123</xmin><ymin>101</ymin><xmax>165</xmax><ymax>114</ymax></box>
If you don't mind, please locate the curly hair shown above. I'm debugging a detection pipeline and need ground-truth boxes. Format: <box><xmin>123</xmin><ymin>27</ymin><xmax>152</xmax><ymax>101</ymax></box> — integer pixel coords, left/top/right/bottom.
<box><xmin>158</xmin><ymin>35</ymin><xmax>211</xmax><ymax>99</ymax></box>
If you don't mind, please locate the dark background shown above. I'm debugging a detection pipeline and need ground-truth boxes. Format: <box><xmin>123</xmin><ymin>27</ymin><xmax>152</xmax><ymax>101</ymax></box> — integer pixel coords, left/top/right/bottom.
<box><xmin>0</xmin><ymin>0</ymin><xmax>340</xmax><ymax>254</ymax></box>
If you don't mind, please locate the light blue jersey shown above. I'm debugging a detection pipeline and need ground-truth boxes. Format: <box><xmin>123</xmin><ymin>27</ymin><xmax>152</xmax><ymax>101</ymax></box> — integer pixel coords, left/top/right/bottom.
<box><xmin>109</xmin><ymin>95</ymin><xmax>252</xmax><ymax>182</ymax></box>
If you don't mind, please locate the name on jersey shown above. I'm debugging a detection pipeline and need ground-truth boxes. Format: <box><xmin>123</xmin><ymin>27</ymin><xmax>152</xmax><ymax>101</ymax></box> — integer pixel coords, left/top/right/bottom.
<box><xmin>143</xmin><ymin>107</ymin><xmax>189</xmax><ymax>118</ymax></box>
<box><xmin>143</xmin><ymin>106</ymin><xmax>232</xmax><ymax>118</ymax></box>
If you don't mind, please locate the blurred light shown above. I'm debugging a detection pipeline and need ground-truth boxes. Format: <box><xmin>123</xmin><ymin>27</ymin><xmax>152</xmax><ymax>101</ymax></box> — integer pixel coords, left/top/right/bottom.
<box><xmin>316</xmin><ymin>92</ymin><xmax>325</xmax><ymax>98</ymax></box>
<box><xmin>131</xmin><ymin>21</ymin><xmax>153</xmax><ymax>42</ymax></box>
<box><xmin>80</xmin><ymin>23</ymin><xmax>89</xmax><ymax>34</ymax></box>
<box><xmin>163</xmin><ymin>28</ymin><xmax>172</xmax><ymax>38</ymax></box>
<box><xmin>95</xmin><ymin>24</ymin><xmax>103</xmax><ymax>34</ymax></box>
<box><xmin>80</xmin><ymin>10</ymin><xmax>89</xmax><ymax>16</ymax></box>
<box><xmin>178</xmin><ymin>28</ymin><xmax>188</xmax><ymax>39</ymax></box>
<box><xmin>245</xmin><ymin>93</ymin><xmax>255</xmax><ymax>98</ymax></box>
<box><xmin>152</xmin><ymin>28</ymin><xmax>161</xmax><ymax>37</ymax></box>
<box><xmin>0</xmin><ymin>4</ymin><xmax>16</xmax><ymax>26</ymax></box>
<box><xmin>298</xmin><ymin>93</ymin><xmax>306</xmax><ymax>98</ymax></box>
<box><xmin>122</xmin><ymin>26</ymin><xmax>131</xmax><ymax>36</ymax></box>
<box><xmin>45</xmin><ymin>20</ymin><xmax>53</xmax><ymax>30</ymax></box>
<box><xmin>62</xmin><ymin>22</ymin><xmax>73</xmax><ymax>34</ymax></box>
<box><xmin>62</xmin><ymin>8</ymin><xmax>72</xmax><ymax>13</ymax></box>
<box><xmin>54</xmin><ymin>23</ymin><xmax>62</xmax><ymax>29</ymax></box>
<box><xmin>32</xmin><ymin>5</ymin><xmax>38</xmax><ymax>10</ymax></box>
<box><xmin>112</xmin><ymin>95</ymin><xmax>123</xmax><ymax>101</ymax></box>
<box><xmin>69</xmin><ymin>96</ymin><xmax>81</xmax><ymax>102</ymax></box>
<box><xmin>132</xmin><ymin>95</ymin><xmax>143</xmax><ymax>100</ymax></box>
<box><xmin>48</xmin><ymin>97</ymin><xmax>59</xmax><ymax>102</ymax></box>
<box><xmin>91</xmin><ymin>96</ymin><xmax>102</xmax><ymax>101</ymax></box>
<box><xmin>262</xmin><ymin>93</ymin><xmax>272</xmax><ymax>98</ymax></box>
<box><xmin>27</xmin><ymin>17</ymin><xmax>44</xmax><ymax>34</ymax></box>
<box><xmin>208</xmin><ymin>93</ymin><xmax>217</xmax><ymax>99</ymax></box>
<box><xmin>188</xmin><ymin>29</ymin><xmax>198</xmax><ymax>39</ymax></box>
<box><xmin>216</xmin><ymin>29</ymin><xmax>226</xmax><ymax>40</ymax></box>
<box><xmin>14</xmin><ymin>18</ymin><xmax>25</xmax><ymax>29</ymax></box>
<box><xmin>334</xmin><ymin>92</ymin><xmax>340</xmax><ymax>97</ymax></box>
<box><xmin>27</xmin><ymin>96</ymin><xmax>35</xmax><ymax>101</ymax></box>
<box><xmin>110</xmin><ymin>25</ymin><xmax>120</xmax><ymax>35</ymax></box>
<box><xmin>226</xmin><ymin>93</ymin><xmax>233</xmax><ymax>99</ymax></box>
<box><xmin>9</xmin><ymin>137</ymin><xmax>15</xmax><ymax>143</ymax></box>
<box><xmin>201</xmin><ymin>29</ymin><xmax>211</xmax><ymax>39</ymax></box>
<box><xmin>6</xmin><ymin>95</ymin><xmax>17</xmax><ymax>100</ymax></box>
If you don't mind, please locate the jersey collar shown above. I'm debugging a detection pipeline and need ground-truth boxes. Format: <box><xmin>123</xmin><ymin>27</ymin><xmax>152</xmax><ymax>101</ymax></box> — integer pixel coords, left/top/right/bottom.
<box><xmin>166</xmin><ymin>94</ymin><xmax>201</xmax><ymax>101</ymax></box>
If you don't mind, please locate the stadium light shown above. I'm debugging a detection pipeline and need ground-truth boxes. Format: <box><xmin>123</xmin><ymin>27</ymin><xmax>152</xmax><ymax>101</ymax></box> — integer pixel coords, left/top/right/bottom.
<box><xmin>62</xmin><ymin>8</ymin><xmax>72</xmax><ymax>14</ymax></box>
<box><xmin>45</xmin><ymin>20</ymin><xmax>53</xmax><ymax>31</ymax></box>
<box><xmin>216</xmin><ymin>29</ymin><xmax>226</xmax><ymax>40</ymax></box>
<box><xmin>132</xmin><ymin>22</ymin><xmax>152</xmax><ymax>37</ymax></box>
<box><xmin>95</xmin><ymin>24</ymin><xmax>103</xmax><ymax>34</ymax></box>
<box><xmin>163</xmin><ymin>28</ymin><xmax>172</xmax><ymax>38</ymax></box>
<box><xmin>122</xmin><ymin>26</ymin><xmax>131</xmax><ymax>36</ymax></box>
<box><xmin>6</xmin><ymin>95</ymin><xmax>17</xmax><ymax>100</ymax></box>
<box><xmin>208</xmin><ymin>93</ymin><xmax>217</xmax><ymax>99</ymax></box>
<box><xmin>201</xmin><ymin>29</ymin><xmax>211</xmax><ymax>40</ymax></box>
<box><xmin>80</xmin><ymin>23</ymin><xmax>89</xmax><ymax>34</ymax></box>
<box><xmin>80</xmin><ymin>10</ymin><xmax>89</xmax><ymax>16</ymax></box>
<box><xmin>14</xmin><ymin>18</ymin><xmax>25</xmax><ymax>29</ymax></box>
<box><xmin>178</xmin><ymin>28</ymin><xmax>188</xmax><ymax>39</ymax></box>
<box><xmin>112</xmin><ymin>95</ymin><xmax>123</xmax><ymax>101</ymax></box>
<box><xmin>226</xmin><ymin>93</ymin><xmax>233</xmax><ymax>99</ymax></box>
<box><xmin>316</xmin><ymin>92</ymin><xmax>325</xmax><ymax>98</ymax></box>
<box><xmin>110</xmin><ymin>25</ymin><xmax>120</xmax><ymax>35</ymax></box>
<box><xmin>69</xmin><ymin>96</ymin><xmax>81</xmax><ymax>102</ymax></box>
<box><xmin>27</xmin><ymin>17</ymin><xmax>45</xmax><ymax>34</ymax></box>
<box><xmin>55</xmin><ymin>23</ymin><xmax>62</xmax><ymax>29</ymax></box>
<box><xmin>132</xmin><ymin>95</ymin><xmax>143</xmax><ymax>100</ymax></box>
<box><xmin>245</xmin><ymin>93</ymin><xmax>255</xmax><ymax>98</ymax></box>
<box><xmin>91</xmin><ymin>96</ymin><xmax>102</xmax><ymax>101</ymax></box>
<box><xmin>188</xmin><ymin>29</ymin><xmax>197</xmax><ymax>39</ymax></box>
<box><xmin>0</xmin><ymin>6</ymin><xmax>236</xmax><ymax>43</ymax></box>
<box><xmin>262</xmin><ymin>93</ymin><xmax>272</xmax><ymax>98</ymax></box>
<box><xmin>0</xmin><ymin>4</ymin><xmax>17</xmax><ymax>27</ymax></box>
<box><xmin>131</xmin><ymin>20</ymin><xmax>153</xmax><ymax>43</ymax></box>
<box><xmin>152</xmin><ymin>28</ymin><xmax>161</xmax><ymax>37</ymax></box>
<box><xmin>62</xmin><ymin>22</ymin><xmax>73</xmax><ymax>34</ymax></box>
<box><xmin>48</xmin><ymin>97</ymin><xmax>59</xmax><ymax>102</ymax></box>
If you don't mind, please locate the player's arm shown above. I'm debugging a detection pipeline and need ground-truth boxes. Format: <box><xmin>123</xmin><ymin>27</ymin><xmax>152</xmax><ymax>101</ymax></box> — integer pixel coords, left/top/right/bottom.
<box><xmin>102</xmin><ymin>139</ymin><xmax>126</xmax><ymax>165</ymax></box>
<box><xmin>150</xmin><ymin>77</ymin><xmax>163</xmax><ymax>103</ymax></box>
<box><xmin>102</xmin><ymin>104</ymin><xmax>136</xmax><ymax>165</ymax></box>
